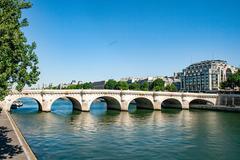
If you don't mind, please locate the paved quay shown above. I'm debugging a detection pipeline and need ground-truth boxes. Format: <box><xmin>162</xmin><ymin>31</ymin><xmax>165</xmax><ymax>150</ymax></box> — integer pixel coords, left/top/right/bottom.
<box><xmin>0</xmin><ymin>110</ymin><xmax>37</xmax><ymax>160</ymax></box>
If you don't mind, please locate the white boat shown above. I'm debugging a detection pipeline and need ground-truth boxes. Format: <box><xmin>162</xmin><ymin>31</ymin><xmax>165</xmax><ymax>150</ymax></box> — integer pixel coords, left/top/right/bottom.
<box><xmin>11</xmin><ymin>100</ymin><xmax>23</xmax><ymax>109</ymax></box>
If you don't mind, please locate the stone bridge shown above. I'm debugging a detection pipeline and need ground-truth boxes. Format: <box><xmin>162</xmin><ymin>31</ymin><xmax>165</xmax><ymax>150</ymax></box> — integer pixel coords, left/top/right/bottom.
<box><xmin>0</xmin><ymin>90</ymin><xmax>218</xmax><ymax>112</ymax></box>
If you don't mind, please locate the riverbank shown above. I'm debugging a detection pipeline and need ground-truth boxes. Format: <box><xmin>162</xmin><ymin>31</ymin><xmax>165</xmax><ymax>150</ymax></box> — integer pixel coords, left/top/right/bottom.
<box><xmin>0</xmin><ymin>110</ymin><xmax>37</xmax><ymax>160</ymax></box>
<box><xmin>190</xmin><ymin>105</ymin><xmax>240</xmax><ymax>112</ymax></box>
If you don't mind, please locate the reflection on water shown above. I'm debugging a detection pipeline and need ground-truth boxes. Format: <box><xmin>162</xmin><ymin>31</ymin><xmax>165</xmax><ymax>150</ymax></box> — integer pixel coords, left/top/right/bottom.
<box><xmin>11</xmin><ymin>98</ymin><xmax>240</xmax><ymax>160</ymax></box>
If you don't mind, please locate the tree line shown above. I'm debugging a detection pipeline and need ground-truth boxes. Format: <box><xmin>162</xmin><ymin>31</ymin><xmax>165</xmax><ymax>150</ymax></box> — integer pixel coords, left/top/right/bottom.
<box><xmin>47</xmin><ymin>78</ymin><xmax>177</xmax><ymax>92</ymax></box>
<box><xmin>61</xmin><ymin>82</ymin><xmax>93</xmax><ymax>89</ymax></box>
<box><xmin>104</xmin><ymin>78</ymin><xmax>177</xmax><ymax>92</ymax></box>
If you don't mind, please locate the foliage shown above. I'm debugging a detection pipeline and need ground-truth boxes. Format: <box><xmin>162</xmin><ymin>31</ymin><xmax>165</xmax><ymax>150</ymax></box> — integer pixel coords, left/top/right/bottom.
<box><xmin>150</xmin><ymin>78</ymin><xmax>165</xmax><ymax>91</ymax></box>
<box><xmin>104</xmin><ymin>79</ymin><xmax>117</xmax><ymax>89</ymax></box>
<box><xmin>0</xmin><ymin>0</ymin><xmax>40</xmax><ymax>100</ymax></box>
<box><xmin>115</xmin><ymin>81</ymin><xmax>129</xmax><ymax>90</ymax></box>
<box><xmin>65</xmin><ymin>84</ymin><xmax>80</xmax><ymax>89</ymax></box>
<box><xmin>220</xmin><ymin>70</ymin><xmax>240</xmax><ymax>89</ymax></box>
<box><xmin>129</xmin><ymin>82</ymin><xmax>140</xmax><ymax>90</ymax></box>
<box><xmin>82</xmin><ymin>82</ymin><xmax>93</xmax><ymax>89</ymax></box>
<box><xmin>46</xmin><ymin>78</ymin><xmax>180</xmax><ymax>93</ymax></box>
<box><xmin>140</xmin><ymin>81</ymin><xmax>149</xmax><ymax>91</ymax></box>
<box><xmin>220</xmin><ymin>81</ymin><xmax>227</xmax><ymax>89</ymax></box>
<box><xmin>165</xmin><ymin>84</ymin><xmax>177</xmax><ymax>92</ymax></box>
<box><xmin>64</xmin><ymin>82</ymin><xmax>93</xmax><ymax>89</ymax></box>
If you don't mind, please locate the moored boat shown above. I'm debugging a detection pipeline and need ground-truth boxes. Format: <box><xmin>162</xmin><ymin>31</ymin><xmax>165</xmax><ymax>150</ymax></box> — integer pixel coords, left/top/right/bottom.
<box><xmin>11</xmin><ymin>100</ymin><xmax>23</xmax><ymax>109</ymax></box>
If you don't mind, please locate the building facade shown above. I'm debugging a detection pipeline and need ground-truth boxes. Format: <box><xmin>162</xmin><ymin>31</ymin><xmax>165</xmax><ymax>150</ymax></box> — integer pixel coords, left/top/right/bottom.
<box><xmin>180</xmin><ymin>60</ymin><xmax>238</xmax><ymax>92</ymax></box>
<box><xmin>92</xmin><ymin>80</ymin><xmax>106</xmax><ymax>89</ymax></box>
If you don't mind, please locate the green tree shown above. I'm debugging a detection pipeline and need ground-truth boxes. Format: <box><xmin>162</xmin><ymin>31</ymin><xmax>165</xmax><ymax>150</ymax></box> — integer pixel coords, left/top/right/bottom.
<box><xmin>52</xmin><ymin>86</ymin><xmax>58</xmax><ymax>89</ymax></box>
<box><xmin>63</xmin><ymin>83</ymin><xmax>93</xmax><ymax>89</ymax></box>
<box><xmin>0</xmin><ymin>0</ymin><xmax>40</xmax><ymax>100</ymax></box>
<box><xmin>104</xmin><ymin>79</ymin><xmax>117</xmax><ymax>89</ymax></box>
<box><xmin>115</xmin><ymin>81</ymin><xmax>129</xmax><ymax>90</ymax></box>
<box><xmin>82</xmin><ymin>82</ymin><xmax>93</xmax><ymax>89</ymax></box>
<box><xmin>140</xmin><ymin>81</ymin><xmax>149</xmax><ymax>91</ymax></box>
<box><xmin>75</xmin><ymin>84</ymin><xmax>82</xmax><ymax>89</ymax></box>
<box><xmin>220</xmin><ymin>70</ymin><xmax>240</xmax><ymax>89</ymax></box>
<box><xmin>66</xmin><ymin>84</ymin><xmax>79</xmax><ymax>89</ymax></box>
<box><xmin>220</xmin><ymin>81</ymin><xmax>228</xmax><ymax>89</ymax></box>
<box><xmin>165</xmin><ymin>84</ymin><xmax>177</xmax><ymax>92</ymax></box>
<box><xmin>129</xmin><ymin>82</ymin><xmax>140</xmax><ymax>90</ymax></box>
<box><xmin>150</xmin><ymin>78</ymin><xmax>165</xmax><ymax>91</ymax></box>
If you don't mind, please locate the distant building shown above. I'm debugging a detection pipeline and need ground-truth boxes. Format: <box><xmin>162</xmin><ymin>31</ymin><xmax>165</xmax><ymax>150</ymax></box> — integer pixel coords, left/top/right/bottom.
<box><xmin>167</xmin><ymin>74</ymin><xmax>181</xmax><ymax>91</ymax></box>
<box><xmin>122</xmin><ymin>76</ymin><xmax>163</xmax><ymax>84</ymax></box>
<box><xmin>77</xmin><ymin>81</ymin><xmax>83</xmax><ymax>85</ymax></box>
<box><xmin>92</xmin><ymin>80</ymin><xmax>106</xmax><ymax>89</ymax></box>
<box><xmin>180</xmin><ymin>60</ymin><xmax>238</xmax><ymax>92</ymax></box>
<box><xmin>120</xmin><ymin>77</ymin><xmax>141</xmax><ymax>83</ymax></box>
<box><xmin>138</xmin><ymin>77</ymin><xmax>156</xmax><ymax>84</ymax></box>
<box><xmin>173</xmin><ymin>79</ymin><xmax>181</xmax><ymax>91</ymax></box>
<box><xmin>70</xmin><ymin>80</ymin><xmax>77</xmax><ymax>85</ymax></box>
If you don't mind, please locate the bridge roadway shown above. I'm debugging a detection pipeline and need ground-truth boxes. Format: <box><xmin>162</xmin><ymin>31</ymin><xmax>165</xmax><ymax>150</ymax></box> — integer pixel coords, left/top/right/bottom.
<box><xmin>0</xmin><ymin>89</ymin><xmax>218</xmax><ymax>112</ymax></box>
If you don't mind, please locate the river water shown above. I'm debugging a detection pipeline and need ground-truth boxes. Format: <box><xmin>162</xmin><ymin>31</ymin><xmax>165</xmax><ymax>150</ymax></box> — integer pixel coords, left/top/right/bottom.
<box><xmin>11</xmin><ymin>98</ymin><xmax>240</xmax><ymax>160</ymax></box>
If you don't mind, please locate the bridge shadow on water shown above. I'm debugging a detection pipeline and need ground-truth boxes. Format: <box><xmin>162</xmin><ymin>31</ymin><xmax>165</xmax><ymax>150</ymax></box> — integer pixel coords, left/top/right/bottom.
<box><xmin>0</xmin><ymin>126</ymin><xmax>23</xmax><ymax>159</ymax></box>
<box><xmin>161</xmin><ymin>108</ymin><xmax>182</xmax><ymax>114</ymax></box>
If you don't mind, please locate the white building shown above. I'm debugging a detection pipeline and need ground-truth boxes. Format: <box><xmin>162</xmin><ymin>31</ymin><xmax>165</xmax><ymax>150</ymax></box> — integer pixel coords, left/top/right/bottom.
<box><xmin>180</xmin><ymin>60</ymin><xmax>238</xmax><ymax>92</ymax></box>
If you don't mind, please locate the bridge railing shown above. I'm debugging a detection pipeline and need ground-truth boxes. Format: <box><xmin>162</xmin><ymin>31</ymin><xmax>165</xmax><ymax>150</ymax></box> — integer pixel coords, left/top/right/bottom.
<box><xmin>8</xmin><ymin>89</ymin><xmax>218</xmax><ymax>98</ymax></box>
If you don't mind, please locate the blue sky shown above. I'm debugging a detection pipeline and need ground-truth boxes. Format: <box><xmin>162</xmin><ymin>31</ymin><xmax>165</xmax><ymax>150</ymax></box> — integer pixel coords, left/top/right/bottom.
<box><xmin>22</xmin><ymin>0</ymin><xmax>240</xmax><ymax>86</ymax></box>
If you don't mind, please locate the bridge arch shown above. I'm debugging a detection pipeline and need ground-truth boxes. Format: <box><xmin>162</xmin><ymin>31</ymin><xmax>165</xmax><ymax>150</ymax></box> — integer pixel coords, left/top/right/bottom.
<box><xmin>127</xmin><ymin>97</ymin><xmax>154</xmax><ymax>110</ymax></box>
<box><xmin>50</xmin><ymin>96</ymin><xmax>82</xmax><ymax>111</ymax></box>
<box><xmin>89</xmin><ymin>96</ymin><xmax>121</xmax><ymax>111</ymax></box>
<box><xmin>9</xmin><ymin>96</ymin><xmax>42</xmax><ymax>111</ymax></box>
<box><xmin>161</xmin><ymin>98</ymin><xmax>182</xmax><ymax>109</ymax></box>
<box><xmin>189</xmin><ymin>99</ymin><xmax>214</xmax><ymax>109</ymax></box>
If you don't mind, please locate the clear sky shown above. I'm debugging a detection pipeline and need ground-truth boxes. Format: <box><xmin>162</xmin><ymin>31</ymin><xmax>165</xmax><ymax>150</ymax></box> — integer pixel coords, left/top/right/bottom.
<box><xmin>22</xmin><ymin>0</ymin><xmax>240</xmax><ymax>86</ymax></box>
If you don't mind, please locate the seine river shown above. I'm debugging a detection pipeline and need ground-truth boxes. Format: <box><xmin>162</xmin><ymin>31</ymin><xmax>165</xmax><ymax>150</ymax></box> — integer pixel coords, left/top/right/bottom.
<box><xmin>11</xmin><ymin>98</ymin><xmax>240</xmax><ymax>160</ymax></box>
